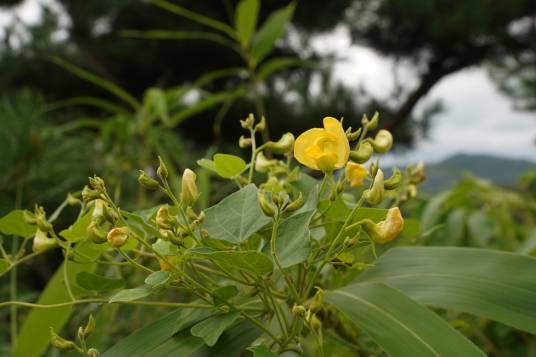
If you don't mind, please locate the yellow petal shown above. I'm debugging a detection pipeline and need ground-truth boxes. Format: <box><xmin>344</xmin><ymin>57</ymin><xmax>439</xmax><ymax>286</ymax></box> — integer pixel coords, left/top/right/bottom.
<box><xmin>323</xmin><ymin>117</ymin><xmax>350</xmax><ymax>168</ymax></box>
<box><xmin>294</xmin><ymin>128</ymin><xmax>325</xmax><ymax>170</ymax></box>
<box><xmin>345</xmin><ymin>162</ymin><xmax>368</xmax><ymax>187</ymax></box>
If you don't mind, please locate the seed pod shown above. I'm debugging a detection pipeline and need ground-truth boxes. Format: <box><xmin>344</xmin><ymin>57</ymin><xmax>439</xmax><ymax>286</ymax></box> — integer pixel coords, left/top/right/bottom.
<box><xmin>349</xmin><ymin>141</ymin><xmax>374</xmax><ymax>164</ymax></box>
<box><xmin>138</xmin><ymin>170</ymin><xmax>160</xmax><ymax>190</ymax></box>
<box><xmin>384</xmin><ymin>168</ymin><xmax>402</xmax><ymax>190</ymax></box>
<box><xmin>107</xmin><ymin>227</ymin><xmax>129</xmax><ymax>248</ymax></box>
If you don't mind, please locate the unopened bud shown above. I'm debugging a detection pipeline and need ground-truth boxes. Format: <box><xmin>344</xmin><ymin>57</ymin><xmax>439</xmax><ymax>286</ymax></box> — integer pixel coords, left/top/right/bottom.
<box><xmin>258</xmin><ymin>192</ymin><xmax>276</xmax><ymax>217</ymax></box>
<box><xmin>67</xmin><ymin>193</ymin><xmax>81</xmax><ymax>206</ymax></box>
<box><xmin>292</xmin><ymin>305</ymin><xmax>307</xmax><ymax>318</ymax></box>
<box><xmin>138</xmin><ymin>170</ymin><xmax>160</xmax><ymax>190</ymax></box>
<box><xmin>254</xmin><ymin>116</ymin><xmax>266</xmax><ymax>131</ymax></box>
<box><xmin>82</xmin><ymin>186</ymin><xmax>102</xmax><ymax>203</ymax></box>
<box><xmin>180</xmin><ymin>169</ymin><xmax>199</xmax><ymax>206</ymax></box>
<box><xmin>240</xmin><ymin>113</ymin><xmax>255</xmax><ymax>129</ymax></box>
<box><xmin>371</xmin><ymin>129</ymin><xmax>393</xmax><ymax>153</ymax></box>
<box><xmin>384</xmin><ymin>168</ymin><xmax>402</xmax><ymax>190</ymax></box>
<box><xmin>265</xmin><ymin>132</ymin><xmax>295</xmax><ymax>154</ymax></box>
<box><xmin>32</xmin><ymin>229</ymin><xmax>57</xmax><ymax>253</ymax></box>
<box><xmin>362</xmin><ymin>207</ymin><xmax>404</xmax><ymax>244</ymax></box>
<box><xmin>409</xmin><ymin>161</ymin><xmax>425</xmax><ymax>184</ymax></box>
<box><xmin>255</xmin><ymin>151</ymin><xmax>277</xmax><ymax>173</ymax></box>
<box><xmin>309</xmin><ymin>288</ymin><xmax>324</xmax><ymax>312</ymax></box>
<box><xmin>346</xmin><ymin>127</ymin><xmax>362</xmax><ymax>141</ymax></box>
<box><xmin>349</xmin><ymin>141</ymin><xmax>373</xmax><ymax>164</ymax></box>
<box><xmin>22</xmin><ymin>210</ymin><xmax>36</xmax><ymax>225</ymax></box>
<box><xmin>156</xmin><ymin>206</ymin><xmax>175</xmax><ymax>230</ymax></box>
<box><xmin>284</xmin><ymin>192</ymin><xmax>304</xmax><ymax>213</ymax></box>
<box><xmin>50</xmin><ymin>328</ymin><xmax>75</xmax><ymax>351</ymax></box>
<box><xmin>364</xmin><ymin>169</ymin><xmax>384</xmax><ymax>205</ymax></box>
<box><xmin>87</xmin><ymin>221</ymin><xmax>107</xmax><ymax>244</ymax></box>
<box><xmin>186</xmin><ymin>206</ymin><xmax>201</xmax><ymax>221</ymax></box>
<box><xmin>89</xmin><ymin>175</ymin><xmax>106</xmax><ymax>193</ymax></box>
<box><xmin>35</xmin><ymin>206</ymin><xmax>53</xmax><ymax>233</ymax></box>
<box><xmin>345</xmin><ymin>162</ymin><xmax>368</xmax><ymax>188</ymax></box>
<box><xmin>157</xmin><ymin>156</ymin><xmax>169</xmax><ymax>181</ymax></box>
<box><xmin>343</xmin><ymin>235</ymin><xmax>360</xmax><ymax>248</ymax></box>
<box><xmin>82</xmin><ymin>314</ymin><xmax>96</xmax><ymax>338</ymax></box>
<box><xmin>308</xmin><ymin>314</ymin><xmax>322</xmax><ymax>330</ymax></box>
<box><xmin>366</xmin><ymin>112</ymin><xmax>379</xmax><ymax>130</ymax></box>
<box><xmin>406</xmin><ymin>184</ymin><xmax>418</xmax><ymax>199</ymax></box>
<box><xmin>239</xmin><ymin>136</ymin><xmax>252</xmax><ymax>148</ymax></box>
<box><xmin>87</xmin><ymin>348</ymin><xmax>100</xmax><ymax>357</ymax></box>
<box><xmin>107</xmin><ymin>227</ymin><xmax>129</xmax><ymax>248</ymax></box>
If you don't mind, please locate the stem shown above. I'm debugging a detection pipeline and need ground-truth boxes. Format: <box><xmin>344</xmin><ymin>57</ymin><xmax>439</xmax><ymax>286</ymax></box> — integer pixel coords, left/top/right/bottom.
<box><xmin>63</xmin><ymin>243</ymin><xmax>76</xmax><ymax>301</ymax></box>
<box><xmin>248</xmin><ymin>127</ymin><xmax>257</xmax><ymax>183</ymax></box>
<box><xmin>118</xmin><ymin>249</ymin><xmax>154</xmax><ymax>273</ymax></box>
<box><xmin>0</xmin><ymin>299</ymin><xmax>214</xmax><ymax>310</ymax></box>
<box><xmin>10</xmin><ymin>238</ymin><xmax>18</xmax><ymax>349</ymax></box>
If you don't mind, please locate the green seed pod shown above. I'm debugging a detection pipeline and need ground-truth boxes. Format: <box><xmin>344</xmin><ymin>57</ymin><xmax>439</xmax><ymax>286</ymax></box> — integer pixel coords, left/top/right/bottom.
<box><xmin>349</xmin><ymin>141</ymin><xmax>374</xmax><ymax>164</ymax></box>
<box><xmin>384</xmin><ymin>168</ymin><xmax>402</xmax><ymax>190</ymax></box>
<box><xmin>265</xmin><ymin>132</ymin><xmax>295</xmax><ymax>154</ymax></box>
<box><xmin>138</xmin><ymin>170</ymin><xmax>160</xmax><ymax>190</ymax></box>
<box><xmin>371</xmin><ymin>129</ymin><xmax>393</xmax><ymax>153</ymax></box>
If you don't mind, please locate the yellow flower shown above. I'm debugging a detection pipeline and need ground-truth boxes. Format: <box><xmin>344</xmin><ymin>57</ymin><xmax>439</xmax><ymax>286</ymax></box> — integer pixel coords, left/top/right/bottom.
<box><xmin>362</xmin><ymin>207</ymin><xmax>404</xmax><ymax>244</ymax></box>
<box><xmin>345</xmin><ymin>162</ymin><xmax>368</xmax><ymax>187</ymax></box>
<box><xmin>294</xmin><ymin>117</ymin><xmax>350</xmax><ymax>172</ymax></box>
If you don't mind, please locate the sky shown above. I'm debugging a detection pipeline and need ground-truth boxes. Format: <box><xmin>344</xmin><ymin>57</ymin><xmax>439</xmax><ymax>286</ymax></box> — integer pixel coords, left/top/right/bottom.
<box><xmin>1</xmin><ymin>1</ymin><xmax>535</xmax><ymax>165</ymax></box>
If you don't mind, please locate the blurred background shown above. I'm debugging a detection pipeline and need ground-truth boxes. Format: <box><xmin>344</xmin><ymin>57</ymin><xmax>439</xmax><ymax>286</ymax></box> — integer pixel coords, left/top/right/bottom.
<box><xmin>0</xmin><ymin>1</ymin><xmax>535</xmax><ymax>354</ymax></box>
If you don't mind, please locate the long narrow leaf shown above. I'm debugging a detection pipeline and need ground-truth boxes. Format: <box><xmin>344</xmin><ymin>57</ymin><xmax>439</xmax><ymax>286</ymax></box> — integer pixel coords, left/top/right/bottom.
<box><xmin>120</xmin><ymin>30</ymin><xmax>237</xmax><ymax>50</ymax></box>
<box><xmin>356</xmin><ymin>247</ymin><xmax>536</xmax><ymax>334</ymax></box>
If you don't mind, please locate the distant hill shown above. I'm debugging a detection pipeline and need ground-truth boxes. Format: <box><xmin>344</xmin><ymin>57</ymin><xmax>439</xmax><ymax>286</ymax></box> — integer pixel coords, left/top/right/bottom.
<box><xmin>419</xmin><ymin>154</ymin><xmax>535</xmax><ymax>191</ymax></box>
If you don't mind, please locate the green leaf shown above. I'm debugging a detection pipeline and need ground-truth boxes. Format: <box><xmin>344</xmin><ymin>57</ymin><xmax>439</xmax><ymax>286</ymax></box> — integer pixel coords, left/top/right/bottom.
<box><xmin>518</xmin><ymin>228</ymin><xmax>536</xmax><ymax>255</ymax></box>
<box><xmin>192</xmin><ymin>249</ymin><xmax>273</xmax><ymax>276</ymax></box>
<box><xmin>213</xmin><ymin>153</ymin><xmax>247</xmax><ymax>178</ymax></box>
<box><xmin>421</xmin><ymin>190</ymin><xmax>450</xmax><ymax>232</ymax></box>
<box><xmin>257</xmin><ymin>57</ymin><xmax>315</xmax><ymax>81</ymax></box>
<box><xmin>0</xmin><ymin>258</ymin><xmax>9</xmax><ymax>275</ymax></box>
<box><xmin>325</xmin><ymin>283</ymin><xmax>484</xmax><ymax>356</ymax></box>
<box><xmin>275</xmin><ymin>210</ymin><xmax>314</xmax><ymax>268</ymax></box>
<box><xmin>0</xmin><ymin>210</ymin><xmax>36</xmax><ymax>238</ymax></box>
<box><xmin>145</xmin><ymin>271</ymin><xmax>171</xmax><ymax>287</ymax></box>
<box><xmin>120</xmin><ymin>30</ymin><xmax>236</xmax><ymax>48</ymax></box>
<box><xmin>191</xmin><ymin>311</ymin><xmax>240</xmax><ymax>346</ymax></box>
<box><xmin>102</xmin><ymin>308</ymin><xmax>208</xmax><ymax>357</ymax></box>
<box><xmin>203</xmin><ymin>184</ymin><xmax>271</xmax><ymax>243</ymax></box>
<box><xmin>235</xmin><ymin>0</ymin><xmax>259</xmax><ymax>47</ymax></box>
<box><xmin>356</xmin><ymin>247</ymin><xmax>536</xmax><ymax>334</ymax></box>
<box><xmin>197</xmin><ymin>158</ymin><xmax>216</xmax><ymax>172</ymax></box>
<box><xmin>15</xmin><ymin>241</ymin><xmax>101</xmax><ymax>357</ymax></box>
<box><xmin>212</xmin><ymin>285</ymin><xmax>239</xmax><ymax>305</ymax></box>
<box><xmin>250</xmin><ymin>3</ymin><xmax>295</xmax><ymax>65</ymax></box>
<box><xmin>109</xmin><ymin>288</ymin><xmax>151</xmax><ymax>303</ymax></box>
<box><xmin>248</xmin><ymin>345</ymin><xmax>278</xmax><ymax>357</ymax></box>
<box><xmin>76</xmin><ymin>272</ymin><xmax>124</xmax><ymax>291</ymax></box>
<box><xmin>60</xmin><ymin>211</ymin><xmax>92</xmax><ymax>242</ymax></box>
<box><xmin>152</xmin><ymin>239</ymin><xmax>179</xmax><ymax>256</ymax></box>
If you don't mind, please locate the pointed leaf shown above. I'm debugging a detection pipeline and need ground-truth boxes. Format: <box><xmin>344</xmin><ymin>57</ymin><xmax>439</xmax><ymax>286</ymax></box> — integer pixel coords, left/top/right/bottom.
<box><xmin>110</xmin><ymin>288</ymin><xmax>151</xmax><ymax>303</ymax></box>
<box><xmin>76</xmin><ymin>272</ymin><xmax>124</xmax><ymax>291</ymax></box>
<box><xmin>275</xmin><ymin>210</ymin><xmax>314</xmax><ymax>267</ymax></box>
<box><xmin>60</xmin><ymin>210</ymin><xmax>92</xmax><ymax>242</ymax></box>
<box><xmin>0</xmin><ymin>210</ymin><xmax>36</xmax><ymax>238</ymax></box>
<box><xmin>191</xmin><ymin>311</ymin><xmax>240</xmax><ymax>346</ymax></box>
<box><xmin>325</xmin><ymin>283</ymin><xmax>484</xmax><ymax>356</ymax></box>
<box><xmin>144</xmin><ymin>271</ymin><xmax>170</xmax><ymax>287</ymax></box>
<box><xmin>235</xmin><ymin>0</ymin><xmax>260</xmax><ymax>47</ymax></box>
<box><xmin>192</xmin><ymin>248</ymin><xmax>273</xmax><ymax>276</ymax></box>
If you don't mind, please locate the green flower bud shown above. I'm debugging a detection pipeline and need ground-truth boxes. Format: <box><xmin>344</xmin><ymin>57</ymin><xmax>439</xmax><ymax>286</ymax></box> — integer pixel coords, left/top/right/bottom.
<box><xmin>157</xmin><ymin>156</ymin><xmax>169</xmax><ymax>181</ymax></box>
<box><xmin>87</xmin><ymin>348</ymin><xmax>101</xmax><ymax>357</ymax></box>
<box><xmin>292</xmin><ymin>305</ymin><xmax>307</xmax><ymax>318</ymax></box>
<box><xmin>240</xmin><ymin>114</ymin><xmax>255</xmax><ymax>129</ymax></box>
<box><xmin>32</xmin><ymin>229</ymin><xmax>57</xmax><ymax>253</ymax></box>
<box><xmin>102</xmin><ymin>204</ymin><xmax>118</xmax><ymax>224</ymax></box>
<box><xmin>87</xmin><ymin>221</ymin><xmax>107</xmax><ymax>244</ymax></box>
<box><xmin>284</xmin><ymin>192</ymin><xmax>304</xmax><ymax>213</ymax></box>
<box><xmin>22</xmin><ymin>210</ymin><xmax>36</xmax><ymax>225</ymax></box>
<box><xmin>409</xmin><ymin>161</ymin><xmax>426</xmax><ymax>184</ymax></box>
<box><xmin>180</xmin><ymin>169</ymin><xmax>199</xmax><ymax>206</ymax></box>
<box><xmin>309</xmin><ymin>288</ymin><xmax>324</xmax><ymax>313</ymax></box>
<box><xmin>371</xmin><ymin>129</ymin><xmax>393</xmax><ymax>153</ymax></box>
<box><xmin>265</xmin><ymin>132</ymin><xmax>295</xmax><ymax>154</ymax></box>
<box><xmin>366</xmin><ymin>112</ymin><xmax>379</xmax><ymax>130</ymax></box>
<box><xmin>67</xmin><ymin>193</ymin><xmax>81</xmax><ymax>206</ymax></box>
<box><xmin>82</xmin><ymin>314</ymin><xmax>96</xmax><ymax>338</ymax></box>
<box><xmin>238</xmin><ymin>135</ymin><xmax>252</xmax><ymax>148</ymax></box>
<box><xmin>82</xmin><ymin>186</ymin><xmax>102</xmax><ymax>203</ymax></box>
<box><xmin>361</xmin><ymin>207</ymin><xmax>404</xmax><ymax>244</ymax></box>
<box><xmin>346</xmin><ymin>127</ymin><xmax>362</xmax><ymax>141</ymax></box>
<box><xmin>50</xmin><ymin>328</ymin><xmax>76</xmax><ymax>351</ymax></box>
<box><xmin>89</xmin><ymin>175</ymin><xmax>106</xmax><ymax>193</ymax></box>
<box><xmin>138</xmin><ymin>170</ymin><xmax>160</xmax><ymax>190</ymax></box>
<box><xmin>364</xmin><ymin>169</ymin><xmax>384</xmax><ymax>205</ymax></box>
<box><xmin>34</xmin><ymin>206</ymin><xmax>53</xmax><ymax>233</ymax></box>
<box><xmin>254</xmin><ymin>116</ymin><xmax>266</xmax><ymax>132</ymax></box>
<box><xmin>349</xmin><ymin>141</ymin><xmax>374</xmax><ymax>164</ymax></box>
<box><xmin>156</xmin><ymin>205</ymin><xmax>175</xmax><ymax>230</ymax></box>
<box><xmin>255</xmin><ymin>152</ymin><xmax>277</xmax><ymax>173</ymax></box>
<box><xmin>186</xmin><ymin>206</ymin><xmax>202</xmax><ymax>222</ymax></box>
<box><xmin>107</xmin><ymin>227</ymin><xmax>129</xmax><ymax>248</ymax></box>
<box><xmin>384</xmin><ymin>168</ymin><xmax>402</xmax><ymax>190</ymax></box>
<box><xmin>258</xmin><ymin>192</ymin><xmax>276</xmax><ymax>217</ymax></box>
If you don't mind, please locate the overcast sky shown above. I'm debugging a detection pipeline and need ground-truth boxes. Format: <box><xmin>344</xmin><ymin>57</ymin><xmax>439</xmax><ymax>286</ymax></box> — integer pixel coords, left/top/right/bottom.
<box><xmin>2</xmin><ymin>1</ymin><xmax>535</xmax><ymax>164</ymax></box>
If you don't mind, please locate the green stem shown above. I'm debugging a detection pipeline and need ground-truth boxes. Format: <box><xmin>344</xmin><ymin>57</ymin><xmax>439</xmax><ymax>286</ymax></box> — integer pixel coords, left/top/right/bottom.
<box><xmin>118</xmin><ymin>249</ymin><xmax>154</xmax><ymax>273</ymax></box>
<box><xmin>0</xmin><ymin>299</ymin><xmax>213</xmax><ymax>310</ymax></box>
<box><xmin>248</xmin><ymin>127</ymin><xmax>257</xmax><ymax>183</ymax></box>
<box><xmin>63</xmin><ymin>243</ymin><xmax>76</xmax><ymax>301</ymax></box>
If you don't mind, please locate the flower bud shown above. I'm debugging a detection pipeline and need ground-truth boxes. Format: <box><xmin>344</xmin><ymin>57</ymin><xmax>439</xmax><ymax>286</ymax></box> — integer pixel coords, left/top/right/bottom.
<box><xmin>238</xmin><ymin>135</ymin><xmax>252</xmax><ymax>148</ymax></box>
<box><xmin>50</xmin><ymin>328</ymin><xmax>75</xmax><ymax>351</ymax></box>
<box><xmin>371</xmin><ymin>129</ymin><xmax>393</xmax><ymax>153</ymax></box>
<box><xmin>349</xmin><ymin>141</ymin><xmax>373</xmax><ymax>164</ymax></box>
<box><xmin>258</xmin><ymin>192</ymin><xmax>276</xmax><ymax>217</ymax></box>
<box><xmin>284</xmin><ymin>192</ymin><xmax>304</xmax><ymax>213</ymax></box>
<box><xmin>409</xmin><ymin>161</ymin><xmax>426</xmax><ymax>184</ymax></box>
<box><xmin>87</xmin><ymin>221</ymin><xmax>108</xmax><ymax>244</ymax></box>
<box><xmin>362</xmin><ymin>207</ymin><xmax>404</xmax><ymax>244</ymax></box>
<box><xmin>180</xmin><ymin>169</ymin><xmax>199</xmax><ymax>206</ymax></box>
<box><xmin>186</xmin><ymin>206</ymin><xmax>201</xmax><ymax>221</ymax></box>
<box><xmin>265</xmin><ymin>132</ymin><xmax>295</xmax><ymax>154</ymax></box>
<box><xmin>363</xmin><ymin>169</ymin><xmax>384</xmax><ymax>205</ymax></box>
<box><xmin>138</xmin><ymin>170</ymin><xmax>160</xmax><ymax>190</ymax></box>
<box><xmin>346</xmin><ymin>127</ymin><xmax>362</xmax><ymax>141</ymax></box>
<box><xmin>32</xmin><ymin>229</ymin><xmax>57</xmax><ymax>253</ymax></box>
<box><xmin>89</xmin><ymin>175</ymin><xmax>106</xmax><ymax>193</ymax></box>
<box><xmin>292</xmin><ymin>305</ymin><xmax>307</xmax><ymax>318</ymax></box>
<box><xmin>406</xmin><ymin>184</ymin><xmax>417</xmax><ymax>199</ymax></box>
<box><xmin>384</xmin><ymin>168</ymin><xmax>402</xmax><ymax>190</ymax></box>
<box><xmin>255</xmin><ymin>152</ymin><xmax>277</xmax><ymax>173</ymax></box>
<box><xmin>82</xmin><ymin>314</ymin><xmax>96</xmax><ymax>338</ymax></box>
<box><xmin>366</xmin><ymin>112</ymin><xmax>379</xmax><ymax>130</ymax></box>
<box><xmin>22</xmin><ymin>210</ymin><xmax>36</xmax><ymax>225</ymax></box>
<box><xmin>308</xmin><ymin>313</ymin><xmax>322</xmax><ymax>330</ymax></box>
<box><xmin>107</xmin><ymin>227</ymin><xmax>129</xmax><ymax>248</ymax></box>
<box><xmin>67</xmin><ymin>193</ymin><xmax>81</xmax><ymax>206</ymax></box>
<box><xmin>87</xmin><ymin>348</ymin><xmax>101</xmax><ymax>357</ymax></box>
<box><xmin>254</xmin><ymin>116</ymin><xmax>266</xmax><ymax>132</ymax></box>
<box><xmin>345</xmin><ymin>162</ymin><xmax>368</xmax><ymax>187</ymax></box>
<box><xmin>240</xmin><ymin>114</ymin><xmax>255</xmax><ymax>129</ymax></box>
<box><xmin>34</xmin><ymin>206</ymin><xmax>53</xmax><ymax>233</ymax></box>
<box><xmin>343</xmin><ymin>235</ymin><xmax>360</xmax><ymax>248</ymax></box>
<box><xmin>157</xmin><ymin>156</ymin><xmax>169</xmax><ymax>181</ymax></box>
<box><xmin>156</xmin><ymin>205</ymin><xmax>175</xmax><ymax>230</ymax></box>
<box><xmin>309</xmin><ymin>288</ymin><xmax>324</xmax><ymax>313</ymax></box>
<box><xmin>102</xmin><ymin>204</ymin><xmax>118</xmax><ymax>224</ymax></box>
<box><xmin>82</xmin><ymin>185</ymin><xmax>102</xmax><ymax>203</ymax></box>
